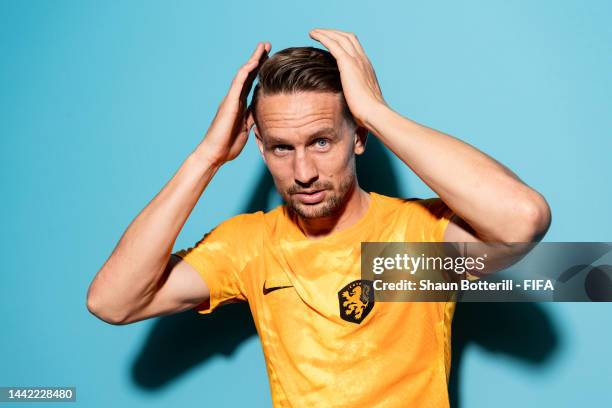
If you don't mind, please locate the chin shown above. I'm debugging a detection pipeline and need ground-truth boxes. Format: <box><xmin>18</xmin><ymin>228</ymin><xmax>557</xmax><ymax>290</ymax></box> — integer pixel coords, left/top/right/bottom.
<box><xmin>290</xmin><ymin>198</ymin><xmax>339</xmax><ymax>219</ymax></box>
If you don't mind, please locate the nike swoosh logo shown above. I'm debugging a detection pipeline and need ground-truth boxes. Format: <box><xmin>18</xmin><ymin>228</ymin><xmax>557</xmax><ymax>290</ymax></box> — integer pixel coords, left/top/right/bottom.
<box><xmin>262</xmin><ymin>285</ymin><xmax>293</xmax><ymax>295</ymax></box>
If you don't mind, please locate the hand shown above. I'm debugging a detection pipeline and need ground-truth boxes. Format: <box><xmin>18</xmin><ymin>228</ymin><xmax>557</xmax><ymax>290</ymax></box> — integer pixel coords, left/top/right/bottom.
<box><xmin>199</xmin><ymin>42</ymin><xmax>271</xmax><ymax>165</ymax></box>
<box><xmin>308</xmin><ymin>29</ymin><xmax>386</xmax><ymax>128</ymax></box>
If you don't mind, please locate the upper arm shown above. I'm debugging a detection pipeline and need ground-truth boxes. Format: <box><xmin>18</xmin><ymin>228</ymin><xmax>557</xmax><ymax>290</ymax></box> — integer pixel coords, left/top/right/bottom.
<box><xmin>443</xmin><ymin>212</ymin><xmax>538</xmax><ymax>277</ymax></box>
<box><xmin>122</xmin><ymin>254</ymin><xmax>212</xmax><ymax>324</ymax></box>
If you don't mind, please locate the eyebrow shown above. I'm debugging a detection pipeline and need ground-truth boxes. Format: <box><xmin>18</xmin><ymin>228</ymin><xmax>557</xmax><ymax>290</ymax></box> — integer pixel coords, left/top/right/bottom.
<box><xmin>264</xmin><ymin>127</ymin><xmax>338</xmax><ymax>146</ymax></box>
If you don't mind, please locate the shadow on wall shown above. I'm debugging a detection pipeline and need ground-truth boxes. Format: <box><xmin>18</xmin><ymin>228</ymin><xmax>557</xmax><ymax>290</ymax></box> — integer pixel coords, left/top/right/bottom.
<box><xmin>449</xmin><ymin>302</ymin><xmax>560</xmax><ymax>407</ymax></box>
<box><xmin>130</xmin><ymin>136</ymin><xmax>560</xmax><ymax>407</ymax></box>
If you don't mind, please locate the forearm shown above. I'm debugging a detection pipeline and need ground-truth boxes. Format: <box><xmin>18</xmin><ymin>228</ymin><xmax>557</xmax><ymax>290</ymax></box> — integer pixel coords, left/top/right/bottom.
<box><xmin>365</xmin><ymin>104</ymin><xmax>550</xmax><ymax>242</ymax></box>
<box><xmin>87</xmin><ymin>144</ymin><xmax>221</xmax><ymax>319</ymax></box>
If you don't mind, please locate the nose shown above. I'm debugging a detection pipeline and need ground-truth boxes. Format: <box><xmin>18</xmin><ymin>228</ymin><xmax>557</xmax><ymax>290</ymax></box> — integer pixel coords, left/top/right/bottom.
<box><xmin>293</xmin><ymin>150</ymin><xmax>318</xmax><ymax>186</ymax></box>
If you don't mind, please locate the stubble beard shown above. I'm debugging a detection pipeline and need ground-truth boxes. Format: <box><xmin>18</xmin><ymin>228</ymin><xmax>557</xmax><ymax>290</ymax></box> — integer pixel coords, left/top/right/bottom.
<box><xmin>284</xmin><ymin>172</ymin><xmax>356</xmax><ymax>219</ymax></box>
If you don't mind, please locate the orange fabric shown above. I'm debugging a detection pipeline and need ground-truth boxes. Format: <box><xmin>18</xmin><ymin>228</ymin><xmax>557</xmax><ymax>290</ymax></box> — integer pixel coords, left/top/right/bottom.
<box><xmin>174</xmin><ymin>192</ymin><xmax>456</xmax><ymax>407</ymax></box>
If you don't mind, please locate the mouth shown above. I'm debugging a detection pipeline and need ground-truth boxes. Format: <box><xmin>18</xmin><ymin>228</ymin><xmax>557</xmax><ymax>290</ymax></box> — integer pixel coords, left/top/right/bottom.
<box><xmin>294</xmin><ymin>189</ymin><xmax>326</xmax><ymax>204</ymax></box>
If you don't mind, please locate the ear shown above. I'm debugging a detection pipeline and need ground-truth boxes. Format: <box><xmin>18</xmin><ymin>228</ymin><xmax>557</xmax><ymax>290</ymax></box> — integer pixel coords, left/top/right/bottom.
<box><xmin>253</xmin><ymin>124</ymin><xmax>267</xmax><ymax>164</ymax></box>
<box><xmin>353</xmin><ymin>126</ymin><xmax>368</xmax><ymax>155</ymax></box>
<box><xmin>246</xmin><ymin>108</ymin><xmax>255</xmax><ymax>130</ymax></box>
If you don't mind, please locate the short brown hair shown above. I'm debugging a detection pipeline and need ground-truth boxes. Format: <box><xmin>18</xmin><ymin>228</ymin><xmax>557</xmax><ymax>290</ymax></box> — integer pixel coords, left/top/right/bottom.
<box><xmin>250</xmin><ymin>46</ymin><xmax>355</xmax><ymax>127</ymax></box>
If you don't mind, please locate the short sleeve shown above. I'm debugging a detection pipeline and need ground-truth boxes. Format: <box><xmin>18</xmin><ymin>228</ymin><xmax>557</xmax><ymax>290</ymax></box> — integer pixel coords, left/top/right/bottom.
<box><xmin>173</xmin><ymin>213</ymin><xmax>262</xmax><ymax>314</ymax></box>
<box><xmin>412</xmin><ymin>198</ymin><xmax>483</xmax><ymax>282</ymax></box>
<box><xmin>418</xmin><ymin>198</ymin><xmax>455</xmax><ymax>242</ymax></box>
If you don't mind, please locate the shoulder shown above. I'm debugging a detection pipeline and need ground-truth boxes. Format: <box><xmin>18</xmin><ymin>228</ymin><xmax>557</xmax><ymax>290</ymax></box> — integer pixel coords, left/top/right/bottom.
<box><xmin>260</xmin><ymin>203</ymin><xmax>290</xmax><ymax>233</ymax></box>
<box><xmin>211</xmin><ymin>204</ymin><xmax>292</xmax><ymax>241</ymax></box>
<box><xmin>372</xmin><ymin>192</ymin><xmax>450</xmax><ymax>218</ymax></box>
<box><xmin>221</xmin><ymin>211</ymin><xmax>265</xmax><ymax>229</ymax></box>
<box><xmin>206</xmin><ymin>211</ymin><xmax>266</xmax><ymax>244</ymax></box>
<box><xmin>197</xmin><ymin>211</ymin><xmax>265</xmax><ymax>268</ymax></box>
<box><xmin>372</xmin><ymin>193</ymin><xmax>454</xmax><ymax>242</ymax></box>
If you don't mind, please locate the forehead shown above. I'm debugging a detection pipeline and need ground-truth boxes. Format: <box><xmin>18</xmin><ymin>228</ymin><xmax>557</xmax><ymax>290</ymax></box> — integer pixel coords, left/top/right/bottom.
<box><xmin>254</xmin><ymin>92</ymin><xmax>345</xmax><ymax>140</ymax></box>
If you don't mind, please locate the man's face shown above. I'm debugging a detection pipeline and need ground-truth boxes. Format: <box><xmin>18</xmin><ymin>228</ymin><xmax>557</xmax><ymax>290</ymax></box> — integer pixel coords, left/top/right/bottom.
<box><xmin>253</xmin><ymin>91</ymin><xmax>366</xmax><ymax>219</ymax></box>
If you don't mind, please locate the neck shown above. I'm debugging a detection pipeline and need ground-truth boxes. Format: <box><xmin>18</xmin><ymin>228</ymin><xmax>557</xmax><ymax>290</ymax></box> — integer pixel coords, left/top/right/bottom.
<box><xmin>295</xmin><ymin>183</ymin><xmax>371</xmax><ymax>239</ymax></box>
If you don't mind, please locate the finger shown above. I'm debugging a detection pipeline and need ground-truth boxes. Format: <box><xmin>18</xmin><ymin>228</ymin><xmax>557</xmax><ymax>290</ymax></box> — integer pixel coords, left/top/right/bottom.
<box><xmin>227</xmin><ymin>42</ymin><xmax>270</xmax><ymax>102</ymax></box>
<box><xmin>332</xmin><ymin>30</ymin><xmax>367</xmax><ymax>57</ymax></box>
<box><xmin>228</xmin><ymin>43</ymin><xmax>263</xmax><ymax>91</ymax></box>
<box><xmin>240</xmin><ymin>44</ymin><xmax>269</xmax><ymax>101</ymax></box>
<box><xmin>226</xmin><ymin>61</ymin><xmax>256</xmax><ymax>102</ymax></box>
<box><xmin>246</xmin><ymin>41</ymin><xmax>266</xmax><ymax>64</ymax></box>
<box><xmin>310</xmin><ymin>29</ymin><xmax>355</xmax><ymax>56</ymax></box>
<box><xmin>313</xmin><ymin>29</ymin><xmax>359</xmax><ymax>57</ymax></box>
<box><xmin>309</xmin><ymin>29</ymin><xmax>351</xmax><ymax>60</ymax></box>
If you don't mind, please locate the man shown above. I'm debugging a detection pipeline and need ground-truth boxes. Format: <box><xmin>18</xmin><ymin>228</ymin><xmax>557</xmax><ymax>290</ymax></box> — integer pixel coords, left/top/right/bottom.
<box><xmin>87</xmin><ymin>29</ymin><xmax>551</xmax><ymax>407</ymax></box>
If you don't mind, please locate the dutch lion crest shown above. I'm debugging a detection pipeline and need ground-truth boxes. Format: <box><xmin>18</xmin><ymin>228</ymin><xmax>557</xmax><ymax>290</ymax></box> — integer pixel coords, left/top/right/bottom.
<box><xmin>338</xmin><ymin>280</ymin><xmax>375</xmax><ymax>324</ymax></box>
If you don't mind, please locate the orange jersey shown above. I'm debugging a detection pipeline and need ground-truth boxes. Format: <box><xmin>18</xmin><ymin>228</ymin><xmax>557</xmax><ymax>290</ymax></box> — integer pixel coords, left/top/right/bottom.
<box><xmin>174</xmin><ymin>192</ymin><xmax>456</xmax><ymax>407</ymax></box>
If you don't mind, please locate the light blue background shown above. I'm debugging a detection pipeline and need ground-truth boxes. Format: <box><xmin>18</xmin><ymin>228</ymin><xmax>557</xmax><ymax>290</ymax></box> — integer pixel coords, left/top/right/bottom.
<box><xmin>1</xmin><ymin>1</ymin><xmax>610</xmax><ymax>407</ymax></box>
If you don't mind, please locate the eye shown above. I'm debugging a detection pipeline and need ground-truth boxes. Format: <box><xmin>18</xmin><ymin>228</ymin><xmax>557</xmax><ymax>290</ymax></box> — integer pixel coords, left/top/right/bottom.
<box><xmin>273</xmin><ymin>145</ymin><xmax>292</xmax><ymax>154</ymax></box>
<box><xmin>314</xmin><ymin>138</ymin><xmax>330</xmax><ymax>148</ymax></box>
